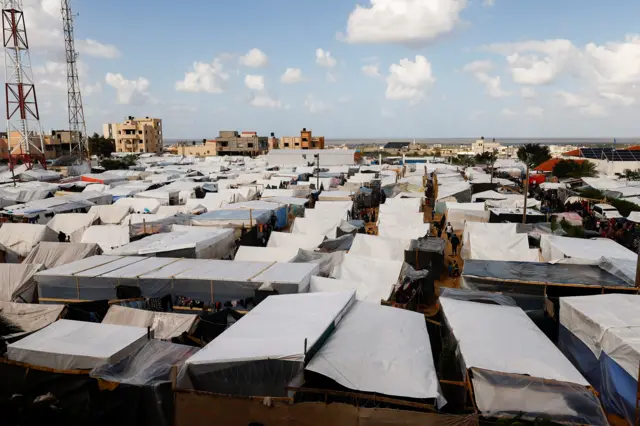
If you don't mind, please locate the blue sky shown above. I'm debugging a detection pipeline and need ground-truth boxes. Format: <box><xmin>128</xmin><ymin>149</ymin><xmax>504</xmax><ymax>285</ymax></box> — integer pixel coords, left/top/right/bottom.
<box><xmin>20</xmin><ymin>0</ymin><xmax>640</xmax><ymax>139</ymax></box>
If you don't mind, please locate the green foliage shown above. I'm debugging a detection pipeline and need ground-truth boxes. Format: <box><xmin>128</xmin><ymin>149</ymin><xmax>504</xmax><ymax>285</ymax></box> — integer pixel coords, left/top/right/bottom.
<box><xmin>552</xmin><ymin>159</ymin><xmax>598</xmax><ymax>178</ymax></box>
<box><xmin>615</xmin><ymin>168</ymin><xmax>640</xmax><ymax>181</ymax></box>
<box><xmin>88</xmin><ymin>132</ymin><xmax>115</xmax><ymax>158</ymax></box>
<box><xmin>611</xmin><ymin>198</ymin><xmax>640</xmax><ymax>217</ymax></box>
<box><xmin>100</xmin><ymin>155</ymin><xmax>136</xmax><ymax>171</ymax></box>
<box><xmin>577</xmin><ymin>187</ymin><xmax>604</xmax><ymax>200</ymax></box>
<box><xmin>475</xmin><ymin>149</ymin><xmax>498</xmax><ymax>165</ymax></box>
<box><xmin>559</xmin><ymin>219</ymin><xmax>585</xmax><ymax>238</ymax></box>
<box><xmin>517</xmin><ymin>143</ymin><xmax>551</xmax><ymax>168</ymax></box>
<box><xmin>451</xmin><ymin>155</ymin><xmax>476</xmax><ymax>167</ymax></box>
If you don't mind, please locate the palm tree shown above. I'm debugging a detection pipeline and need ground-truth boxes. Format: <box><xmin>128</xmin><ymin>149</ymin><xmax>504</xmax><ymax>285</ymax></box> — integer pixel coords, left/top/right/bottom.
<box><xmin>517</xmin><ymin>143</ymin><xmax>551</xmax><ymax>223</ymax></box>
<box><xmin>552</xmin><ymin>159</ymin><xmax>598</xmax><ymax>178</ymax></box>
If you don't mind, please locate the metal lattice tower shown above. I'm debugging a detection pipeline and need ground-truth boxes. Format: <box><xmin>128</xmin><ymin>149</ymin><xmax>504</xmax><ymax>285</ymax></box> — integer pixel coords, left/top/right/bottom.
<box><xmin>61</xmin><ymin>0</ymin><xmax>88</xmax><ymax>158</ymax></box>
<box><xmin>2</xmin><ymin>0</ymin><xmax>45</xmax><ymax>158</ymax></box>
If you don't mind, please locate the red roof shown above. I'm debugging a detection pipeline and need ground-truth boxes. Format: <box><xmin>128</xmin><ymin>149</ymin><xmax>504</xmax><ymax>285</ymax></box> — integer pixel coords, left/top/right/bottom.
<box><xmin>562</xmin><ymin>149</ymin><xmax>581</xmax><ymax>157</ymax></box>
<box><xmin>534</xmin><ymin>158</ymin><xmax>585</xmax><ymax>172</ymax></box>
<box><xmin>624</xmin><ymin>145</ymin><xmax>640</xmax><ymax>151</ymax></box>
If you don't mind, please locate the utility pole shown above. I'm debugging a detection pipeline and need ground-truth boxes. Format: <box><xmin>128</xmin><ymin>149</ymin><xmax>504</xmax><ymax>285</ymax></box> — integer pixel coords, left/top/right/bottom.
<box><xmin>2</xmin><ymin>0</ymin><xmax>45</xmax><ymax>166</ymax></box>
<box><xmin>61</xmin><ymin>0</ymin><xmax>88</xmax><ymax>159</ymax></box>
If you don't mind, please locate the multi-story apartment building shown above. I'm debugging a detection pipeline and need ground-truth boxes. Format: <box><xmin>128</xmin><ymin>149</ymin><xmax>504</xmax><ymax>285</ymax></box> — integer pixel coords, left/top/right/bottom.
<box><xmin>103</xmin><ymin>116</ymin><xmax>163</xmax><ymax>154</ymax></box>
<box><xmin>279</xmin><ymin>128</ymin><xmax>324</xmax><ymax>150</ymax></box>
<box><xmin>214</xmin><ymin>130</ymin><xmax>268</xmax><ymax>156</ymax></box>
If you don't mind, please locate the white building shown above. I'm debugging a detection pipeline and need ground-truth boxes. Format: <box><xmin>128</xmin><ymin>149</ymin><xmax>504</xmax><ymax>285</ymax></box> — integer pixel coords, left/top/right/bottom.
<box><xmin>471</xmin><ymin>138</ymin><xmax>501</xmax><ymax>155</ymax></box>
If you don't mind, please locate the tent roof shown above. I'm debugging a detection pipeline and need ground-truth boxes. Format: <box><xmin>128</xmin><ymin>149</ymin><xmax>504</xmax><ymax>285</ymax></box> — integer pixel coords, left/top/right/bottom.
<box><xmin>23</xmin><ymin>242</ymin><xmax>99</xmax><ymax>270</ymax></box>
<box><xmin>102</xmin><ymin>305</ymin><xmax>198</xmax><ymax>340</ymax></box>
<box><xmin>110</xmin><ymin>228</ymin><xmax>234</xmax><ymax>255</ymax></box>
<box><xmin>0</xmin><ymin>301</ymin><xmax>64</xmax><ymax>337</ymax></box>
<box><xmin>267</xmin><ymin>232</ymin><xmax>325</xmax><ymax>249</ymax></box>
<box><xmin>234</xmin><ymin>246</ymin><xmax>299</xmax><ymax>262</ymax></box>
<box><xmin>0</xmin><ymin>263</ymin><xmax>44</xmax><ymax>302</ymax></box>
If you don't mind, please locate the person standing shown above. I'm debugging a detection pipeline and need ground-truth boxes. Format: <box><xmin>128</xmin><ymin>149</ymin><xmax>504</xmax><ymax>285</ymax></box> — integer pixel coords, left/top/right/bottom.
<box><xmin>445</xmin><ymin>222</ymin><xmax>453</xmax><ymax>240</ymax></box>
<box><xmin>450</xmin><ymin>233</ymin><xmax>460</xmax><ymax>256</ymax></box>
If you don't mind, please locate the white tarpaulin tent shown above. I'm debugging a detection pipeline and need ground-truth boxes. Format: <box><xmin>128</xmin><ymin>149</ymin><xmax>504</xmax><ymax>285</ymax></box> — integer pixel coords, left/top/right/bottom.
<box><xmin>307</xmin><ymin>301</ymin><xmax>443</xmax><ymax>403</ymax></box>
<box><xmin>309</xmin><ymin>276</ymin><xmax>393</xmax><ymax>304</ymax></box>
<box><xmin>267</xmin><ymin>231</ymin><xmax>324</xmax><ymax>249</ymax></box>
<box><xmin>0</xmin><ymin>301</ymin><xmax>64</xmax><ymax>336</ymax></box>
<box><xmin>472</xmin><ymin>190</ymin><xmax>508</xmax><ymax>202</ymax></box>
<box><xmin>177</xmin><ymin>291</ymin><xmax>355</xmax><ymax>395</ymax></box>
<box><xmin>377</xmin><ymin>210</ymin><xmax>429</xmax><ymax>239</ymax></box>
<box><xmin>81</xmin><ymin>225</ymin><xmax>130</xmax><ymax>252</ymax></box>
<box><xmin>102</xmin><ymin>305</ymin><xmax>198</xmax><ymax>340</ymax></box>
<box><xmin>0</xmin><ymin>263</ymin><xmax>44</xmax><ymax>302</ymax></box>
<box><xmin>234</xmin><ymin>246</ymin><xmax>299</xmax><ymax>262</ymax></box>
<box><xmin>540</xmin><ymin>235</ymin><xmax>636</xmax><ymax>263</ymax></box>
<box><xmin>445</xmin><ymin>202</ymin><xmax>489</xmax><ymax>231</ymax></box>
<box><xmin>114</xmin><ymin>197</ymin><xmax>161</xmax><ymax>214</ymax></box>
<box><xmin>7</xmin><ymin>319</ymin><xmax>148</xmax><ymax>370</ymax></box>
<box><xmin>45</xmin><ymin>213</ymin><xmax>97</xmax><ymax>242</ymax></box>
<box><xmin>348</xmin><ymin>234</ymin><xmax>410</xmax><ymax>261</ymax></box>
<box><xmin>461</xmin><ymin>222</ymin><xmax>517</xmax><ymax>258</ymax></box>
<box><xmin>88</xmin><ymin>204</ymin><xmax>132</xmax><ymax>224</ymax></box>
<box><xmin>0</xmin><ymin>223</ymin><xmax>57</xmax><ymax>260</ymax></box>
<box><xmin>465</xmin><ymin>233</ymin><xmax>539</xmax><ymax>262</ymax></box>
<box><xmin>440</xmin><ymin>297</ymin><xmax>605</xmax><ymax>424</ymax></box>
<box><xmin>292</xmin><ymin>216</ymin><xmax>340</xmax><ymax>239</ymax></box>
<box><xmin>330</xmin><ymin>254</ymin><xmax>402</xmax><ymax>303</ymax></box>
<box><xmin>381</xmin><ymin>198</ymin><xmax>422</xmax><ymax>213</ymax></box>
<box><xmin>23</xmin><ymin>242</ymin><xmax>100</xmax><ymax>269</ymax></box>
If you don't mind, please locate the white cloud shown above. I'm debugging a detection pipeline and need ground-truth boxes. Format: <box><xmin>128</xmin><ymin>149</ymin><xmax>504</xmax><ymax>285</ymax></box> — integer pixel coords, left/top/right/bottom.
<box><xmin>250</xmin><ymin>93</ymin><xmax>281</xmax><ymax>109</ymax></box>
<box><xmin>316</xmin><ymin>48</ymin><xmax>337</xmax><ymax>68</ymax></box>
<box><xmin>600</xmin><ymin>91</ymin><xmax>635</xmax><ymax>106</ymax></box>
<box><xmin>386</xmin><ymin>55</ymin><xmax>435</xmax><ymax>101</ymax></box>
<box><xmin>381</xmin><ymin>107</ymin><xmax>396</xmax><ymax>118</ymax></box>
<box><xmin>281</xmin><ymin>68</ymin><xmax>304</xmax><ymax>84</ymax></box>
<box><xmin>585</xmin><ymin>35</ymin><xmax>640</xmax><ymax>86</ymax></box>
<box><xmin>483</xmin><ymin>0</ymin><xmax>496</xmax><ymax>5</ymax></box>
<box><xmin>521</xmin><ymin>87</ymin><xmax>537</xmax><ymax>98</ymax></box>
<box><xmin>105</xmin><ymin>73</ymin><xmax>154</xmax><ymax>105</ymax></box>
<box><xmin>176</xmin><ymin>59</ymin><xmax>229</xmax><ymax>94</ymax></box>
<box><xmin>305</xmin><ymin>95</ymin><xmax>329</xmax><ymax>114</ymax></box>
<box><xmin>524</xmin><ymin>106</ymin><xmax>544</xmax><ymax>117</ymax></box>
<box><xmin>462</xmin><ymin>60</ymin><xmax>510</xmax><ymax>98</ymax></box>
<box><xmin>501</xmin><ymin>108</ymin><xmax>516</xmax><ymax>116</ymax></box>
<box><xmin>556</xmin><ymin>91</ymin><xmax>607</xmax><ymax>116</ymax></box>
<box><xmin>361</xmin><ymin>64</ymin><xmax>381</xmax><ymax>77</ymax></box>
<box><xmin>344</xmin><ymin>0</ymin><xmax>467</xmax><ymax>45</ymax></box>
<box><xmin>239</xmin><ymin>48</ymin><xmax>268</xmax><ymax>68</ymax></box>
<box><xmin>244</xmin><ymin>75</ymin><xmax>265</xmax><ymax>91</ymax></box>
<box><xmin>327</xmin><ymin>71</ymin><xmax>338</xmax><ymax>82</ymax></box>
<box><xmin>76</xmin><ymin>39</ymin><xmax>121</xmax><ymax>59</ymax></box>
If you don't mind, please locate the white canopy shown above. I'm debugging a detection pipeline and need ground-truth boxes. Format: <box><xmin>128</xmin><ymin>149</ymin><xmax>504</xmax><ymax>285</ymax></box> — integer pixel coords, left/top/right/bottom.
<box><xmin>88</xmin><ymin>204</ymin><xmax>132</xmax><ymax>224</ymax></box>
<box><xmin>329</xmin><ymin>254</ymin><xmax>402</xmax><ymax>303</ymax></box>
<box><xmin>307</xmin><ymin>301</ymin><xmax>443</xmax><ymax>403</ymax></box>
<box><xmin>102</xmin><ymin>305</ymin><xmax>198</xmax><ymax>340</ymax></box>
<box><xmin>348</xmin><ymin>234</ymin><xmax>410</xmax><ymax>262</ymax></box>
<box><xmin>7</xmin><ymin>319</ymin><xmax>148</xmax><ymax>370</ymax></box>
<box><xmin>0</xmin><ymin>223</ymin><xmax>57</xmax><ymax>259</ymax></box>
<box><xmin>0</xmin><ymin>263</ymin><xmax>44</xmax><ymax>302</ymax></box>
<box><xmin>46</xmin><ymin>213</ymin><xmax>97</xmax><ymax>242</ymax></box>
<box><xmin>464</xmin><ymin>232</ymin><xmax>539</xmax><ymax>262</ymax></box>
<box><xmin>234</xmin><ymin>246</ymin><xmax>299</xmax><ymax>262</ymax></box>
<box><xmin>540</xmin><ymin>235</ymin><xmax>636</xmax><ymax>263</ymax></box>
<box><xmin>23</xmin><ymin>242</ymin><xmax>100</xmax><ymax>269</ymax></box>
<box><xmin>81</xmin><ymin>225</ymin><xmax>130</xmax><ymax>252</ymax></box>
<box><xmin>114</xmin><ymin>197</ymin><xmax>161</xmax><ymax>214</ymax></box>
<box><xmin>267</xmin><ymin>232</ymin><xmax>324</xmax><ymax>249</ymax></box>
<box><xmin>472</xmin><ymin>190</ymin><xmax>508</xmax><ymax>202</ymax></box>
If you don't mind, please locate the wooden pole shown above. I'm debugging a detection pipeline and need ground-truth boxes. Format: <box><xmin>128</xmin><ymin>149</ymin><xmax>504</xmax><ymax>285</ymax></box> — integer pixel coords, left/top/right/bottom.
<box><xmin>523</xmin><ymin>165</ymin><xmax>529</xmax><ymax>224</ymax></box>
<box><xmin>635</xmin><ymin>244</ymin><xmax>640</xmax><ymax>289</ymax></box>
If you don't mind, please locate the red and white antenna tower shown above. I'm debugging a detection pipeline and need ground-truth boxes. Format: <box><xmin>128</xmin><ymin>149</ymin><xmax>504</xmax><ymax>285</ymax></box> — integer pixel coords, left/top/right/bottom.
<box><xmin>2</xmin><ymin>0</ymin><xmax>45</xmax><ymax>168</ymax></box>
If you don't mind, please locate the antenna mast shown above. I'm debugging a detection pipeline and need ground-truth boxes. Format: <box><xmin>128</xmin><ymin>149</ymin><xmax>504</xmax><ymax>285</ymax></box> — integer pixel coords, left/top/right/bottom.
<box><xmin>2</xmin><ymin>0</ymin><xmax>45</xmax><ymax>164</ymax></box>
<box><xmin>61</xmin><ymin>0</ymin><xmax>88</xmax><ymax>158</ymax></box>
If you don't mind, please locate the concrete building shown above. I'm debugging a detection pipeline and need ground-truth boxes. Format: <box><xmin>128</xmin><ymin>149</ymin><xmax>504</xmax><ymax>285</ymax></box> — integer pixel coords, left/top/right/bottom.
<box><xmin>175</xmin><ymin>140</ymin><xmax>217</xmax><ymax>157</ymax></box>
<box><xmin>215</xmin><ymin>130</ymin><xmax>268</xmax><ymax>156</ymax></box>
<box><xmin>103</xmin><ymin>117</ymin><xmax>163</xmax><ymax>154</ymax></box>
<box><xmin>279</xmin><ymin>128</ymin><xmax>325</xmax><ymax>150</ymax></box>
<box><xmin>471</xmin><ymin>137</ymin><xmax>501</xmax><ymax>155</ymax></box>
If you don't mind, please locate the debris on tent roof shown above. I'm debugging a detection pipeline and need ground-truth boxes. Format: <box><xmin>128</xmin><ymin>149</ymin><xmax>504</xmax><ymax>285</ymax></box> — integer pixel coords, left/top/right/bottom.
<box><xmin>110</xmin><ymin>228</ymin><xmax>235</xmax><ymax>259</ymax></box>
<box><xmin>23</xmin><ymin>242</ymin><xmax>100</xmax><ymax>270</ymax></box>
<box><xmin>234</xmin><ymin>246</ymin><xmax>299</xmax><ymax>262</ymax></box>
<box><xmin>439</xmin><ymin>297</ymin><xmax>607</xmax><ymax>425</ymax></box>
<box><xmin>6</xmin><ymin>319</ymin><xmax>148</xmax><ymax>370</ymax></box>
<box><xmin>306</xmin><ymin>301</ymin><xmax>444</xmax><ymax>404</ymax></box>
<box><xmin>559</xmin><ymin>294</ymin><xmax>640</xmax><ymax>424</ymax></box>
<box><xmin>0</xmin><ymin>301</ymin><xmax>64</xmax><ymax>341</ymax></box>
<box><xmin>102</xmin><ymin>305</ymin><xmax>198</xmax><ymax>340</ymax></box>
<box><xmin>0</xmin><ymin>223</ymin><xmax>57</xmax><ymax>260</ymax></box>
<box><xmin>81</xmin><ymin>224</ymin><xmax>130</xmax><ymax>252</ymax></box>
<box><xmin>177</xmin><ymin>291</ymin><xmax>355</xmax><ymax>395</ymax></box>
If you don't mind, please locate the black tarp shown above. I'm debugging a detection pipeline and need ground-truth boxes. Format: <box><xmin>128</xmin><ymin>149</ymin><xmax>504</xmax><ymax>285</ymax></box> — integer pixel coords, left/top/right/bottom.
<box><xmin>439</xmin><ymin>288</ymin><xmax>517</xmax><ymax>306</ymax></box>
<box><xmin>289</xmin><ymin>249</ymin><xmax>344</xmax><ymax>277</ymax></box>
<box><xmin>404</xmin><ymin>237</ymin><xmax>446</xmax><ymax>278</ymax></box>
<box><xmin>317</xmin><ymin>235</ymin><xmax>354</xmax><ymax>252</ymax></box>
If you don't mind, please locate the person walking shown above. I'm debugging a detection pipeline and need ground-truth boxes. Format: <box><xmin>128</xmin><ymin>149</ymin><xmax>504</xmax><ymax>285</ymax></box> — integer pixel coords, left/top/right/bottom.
<box><xmin>445</xmin><ymin>222</ymin><xmax>453</xmax><ymax>240</ymax></box>
<box><xmin>450</xmin><ymin>233</ymin><xmax>460</xmax><ymax>256</ymax></box>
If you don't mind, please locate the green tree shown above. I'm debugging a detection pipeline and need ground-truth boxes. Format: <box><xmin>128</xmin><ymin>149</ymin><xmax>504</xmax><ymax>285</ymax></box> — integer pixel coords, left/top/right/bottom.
<box><xmin>552</xmin><ymin>159</ymin><xmax>598</xmax><ymax>178</ymax></box>
<box><xmin>615</xmin><ymin>169</ymin><xmax>640</xmax><ymax>181</ymax></box>
<box><xmin>452</xmin><ymin>155</ymin><xmax>476</xmax><ymax>168</ymax></box>
<box><xmin>517</xmin><ymin>144</ymin><xmax>551</xmax><ymax>223</ymax></box>
<box><xmin>88</xmin><ymin>132</ymin><xmax>116</xmax><ymax>158</ymax></box>
<box><xmin>475</xmin><ymin>149</ymin><xmax>498</xmax><ymax>183</ymax></box>
<box><xmin>100</xmin><ymin>155</ymin><xmax>136</xmax><ymax>171</ymax></box>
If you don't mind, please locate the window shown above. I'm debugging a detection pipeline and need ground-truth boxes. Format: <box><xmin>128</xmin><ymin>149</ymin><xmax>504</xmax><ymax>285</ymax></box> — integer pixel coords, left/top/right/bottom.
<box><xmin>248</xmin><ymin>143</ymin><xmax>253</xmax><ymax>148</ymax></box>
<box><xmin>138</xmin><ymin>130</ymin><xmax>142</xmax><ymax>134</ymax></box>
<box><xmin>284</xmin><ymin>143</ymin><xmax>289</xmax><ymax>147</ymax></box>
<box><xmin>140</xmin><ymin>149</ymin><xmax>144</xmax><ymax>153</ymax></box>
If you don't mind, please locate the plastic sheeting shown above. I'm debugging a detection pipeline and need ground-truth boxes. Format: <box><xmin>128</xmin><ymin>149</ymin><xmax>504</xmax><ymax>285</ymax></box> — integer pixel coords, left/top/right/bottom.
<box><xmin>23</xmin><ymin>242</ymin><xmax>100</xmax><ymax>269</ymax></box>
<box><xmin>45</xmin><ymin>213</ymin><xmax>97</xmax><ymax>242</ymax></box>
<box><xmin>377</xmin><ymin>212</ymin><xmax>430</xmax><ymax>240</ymax></box>
<box><xmin>0</xmin><ymin>301</ymin><xmax>64</xmax><ymax>335</ymax></box>
<box><xmin>88</xmin><ymin>204</ymin><xmax>132</xmax><ymax>224</ymax></box>
<box><xmin>460</xmin><ymin>222</ymin><xmax>517</xmax><ymax>259</ymax></box>
<box><xmin>439</xmin><ymin>287</ymin><xmax>517</xmax><ymax>306</ymax></box>
<box><xmin>289</xmin><ymin>250</ymin><xmax>345</xmax><ymax>277</ymax></box>
<box><xmin>348</xmin><ymin>234</ymin><xmax>410</xmax><ymax>261</ymax></box>
<box><xmin>292</xmin><ymin>216</ymin><xmax>340</xmax><ymax>239</ymax></box>
<box><xmin>191</xmin><ymin>209</ymin><xmax>273</xmax><ymax>228</ymax></box>
<box><xmin>0</xmin><ymin>223</ymin><xmax>57</xmax><ymax>259</ymax></box>
<box><xmin>471</xmin><ymin>190</ymin><xmax>507</xmax><ymax>202</ymax></box>
<box><xmin>177</xmin><ymin>291</ymin><xmax>356</xmax><ymax>395</ymax></box>
<box><xmin>540</xmin><ymin>235</ymin><xmax>636</xmax><ymax>263</ymax></box>
<box><xmin>7</xmin><ymin>319</ymin><xmax>149</xmax><ymax>370</ymax></box>
<box><xmin>330</xmin><ymin>254</ymin><xmax>402</xmax><ymax>303</ymax></box>
<box><xmin>306</xmin><ymin>301</ymin><xmax>444</xmax><ymax>404</ymax></box>
<box><xmin>440</xmin><ymin>298</ymin><xmax>589</xmax><ymax>386</ymax></box>
<box><xmin>234</xmin><ymin>246</ymin><xmax>299</xmax><ymax>262</ymax></box>
<box><xmin>0</xmin><ymin>263</ymin><xmax>43</xmax><ymax>302</ymax></box>
<box><xmin>465</xmin><ymin>233</ymin><xmax>538</xmax><ymax>262</ymax></box>
<box><xmin>102</xmin><ymin>305</ymin><xmax>198</xmax><ymax>340</ymax></box>
<box><xmin>598</xmin><ymin>256</ymin><xmax>636</xmax><ymax>286</ymax></box>
<box><xmin>267</xmin><ymin>231</ymin><xmax>324</xmax><ymax>249</ymax></box>
<box><xmin>114</xmin><ymin>197</ymin><xmax>161</xmax><ymax>214</ymax></box>
<box><xmin>110</xmin><ymin>229</ymin><xmax>235</xmax><ymax>259</ymax></box>
<box><xmin>81</xmin><ymin>225</ymin><xmax>130</xmax><ymax>252</ymax></box>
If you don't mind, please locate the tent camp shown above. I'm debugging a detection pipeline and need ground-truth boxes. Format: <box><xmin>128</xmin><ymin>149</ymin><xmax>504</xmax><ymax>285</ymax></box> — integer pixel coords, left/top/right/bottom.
<box><xmin>114</xmin><ymin>197</ymin><xmax>161</xmax><ymax>214</ymax></box>
<box><xmin>328</xmin><ymin>254</ymin><xmax>403</xmax><ymax>303</ymax></box>
<box><xmin>23</xmin><ymin>242</ymin><xmax>100</xmax><ymax>269</ymax></box>
<box><xmin>0</xmin><ymin>223</ymin><xmax>57</xmax><ymax>262</ymax></box>
<box><xmin>306</xmin><ymin>301</ymin><xmax>444</xmax><ymax>406</ymax></box>
<box><xmin>102</xmin><ymin>305</ymin><xmax>198</xmax><ymax>340</ymax></box>
<box><xmin>439</xmin><ymin>297</ymin><xmax>607</xmax><ymax>425</ymax></box>
<box><xmin>540</xmin><ymin>235</ymin><xmax>636</xmax><ymax>263</ymax></box>
<box><xmin>81</xmin><ymin>225</ymin><xmax>130</xmax><ymax>252</ymax></box>
<box><xmin>177</xmin><ymin>291</ymin><xmax>355</xmax><ymax>396</ymax></box>
<box><xmin>45</xmin><ymin>213</ymin><xmax>97</xmax><ymax>242</ymax></box>
<box><xmin>559</xmin><ymin>294</ymin><xmax>640</xmax><ymax>424</ymax></box>
<box><xmin>348</xmin><ymin>234</ymin><xmax>410</xmax><ymax>261</ymax></box>
<box><xmin>0</xmin><ymin>301</ymin><xmax>65</xmax><ymax>341</ymax></box>
<box><xmin>0</xmin><ymin>263</ymin><xmax>44</xmax><ymax>303</ymax></box>
<box><xmin>6</xmin><ymin>319</ymin><xmax>148</xmax><ymax>370</ymax></box>
<box><xmin>234</xmin><ymin>246</ymin><xmax>299</xmax><ymax>262</ymax></box>
<box><xmin>88</xmin><ymin>204</ymin><xmax>132</xmax><ymax>224</ymax></box>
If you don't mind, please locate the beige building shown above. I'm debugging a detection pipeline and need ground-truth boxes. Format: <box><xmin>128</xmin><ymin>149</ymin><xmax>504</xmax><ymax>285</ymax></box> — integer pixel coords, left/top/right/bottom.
<box><xmin>279</xmin><ymin>128</ymin><xmax>324</xmax><ymax>150</ymax></box>
<box><xmin>174</xmin><ymin>140</ymin><xmax>217</xmax><ymax>157</ymax></box>
<box><xmin>103</xmin><ymin>116</ymin><xmax>163</xmax><ymax>154</ymax></box>
<box><xmin>471</xmin><ymin>137</ymin><xmax>501</xmax><ymax>155</ymax></box>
